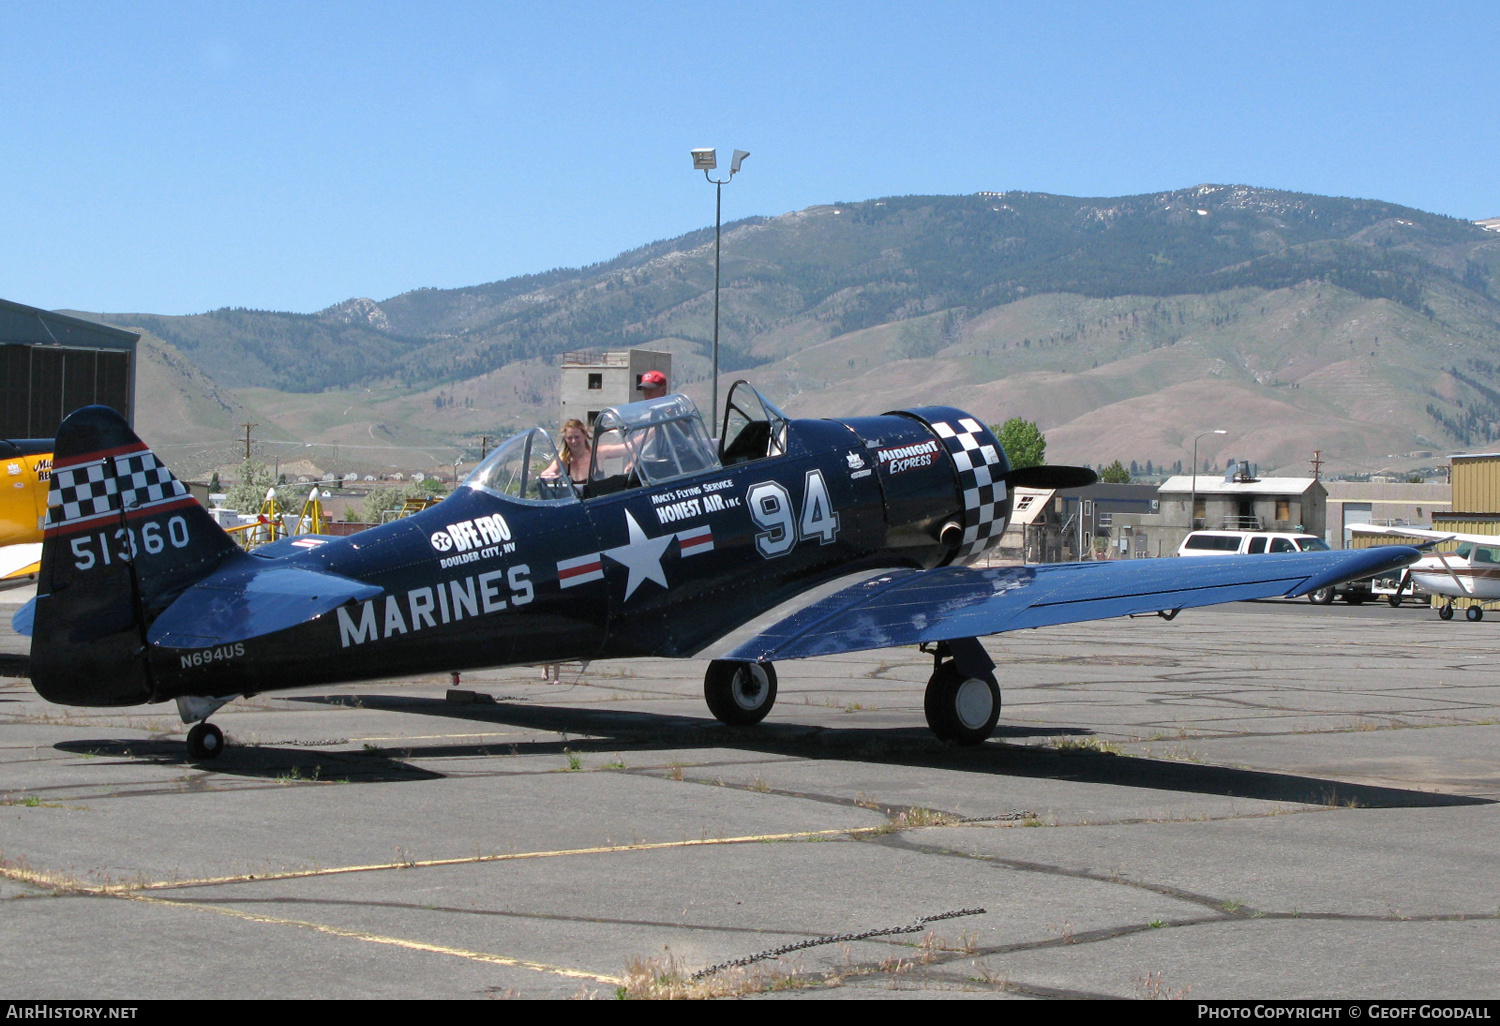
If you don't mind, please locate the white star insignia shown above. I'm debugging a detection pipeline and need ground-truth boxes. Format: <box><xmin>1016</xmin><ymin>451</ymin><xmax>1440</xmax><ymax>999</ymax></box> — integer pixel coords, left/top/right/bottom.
<box><xmin>602</xmin><ymin>510</ymin><xmax>673</xmax><ymax>599</ymax></box>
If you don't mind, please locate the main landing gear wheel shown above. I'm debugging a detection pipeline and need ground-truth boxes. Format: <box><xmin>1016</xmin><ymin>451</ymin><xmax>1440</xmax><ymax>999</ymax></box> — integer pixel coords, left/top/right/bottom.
<box><xmin>924</xmin><ymin>661</ymin><xmax>1001</xmax><ymax>746</ymax></box>
<box><xmin>704</xmin><ymin>660</ymin><xmax>777</xmax><ymax>726</ymax></box>
<box><xmin>1308</xmin><ymin>587</ymin><xmax>1335</xmax><ymax>605</ymax></box>
<box><xmin>1440</xmin><ymin>603</ymin><xmax>1455</xmax><ymax>621</ymax></box>
<box><xmin>186</xmin><ymin>722</ymin><xmax>225</xmax><ymax>760</ymax></box>
<box><xmin>1387</xmin><ymin>594</ymin><xmax>1403</xmax><ymax>607</ymax></box>
<box><xmin>1467</xmin><ymin>606</ymin><xmax>1485</xmax><ymax>622</ymax></box>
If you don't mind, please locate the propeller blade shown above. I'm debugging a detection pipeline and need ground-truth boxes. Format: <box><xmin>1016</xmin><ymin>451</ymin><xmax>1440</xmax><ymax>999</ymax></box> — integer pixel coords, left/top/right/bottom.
<box><xmin>1004</xmin><ymin>465</ymin><xmax>1098</xmax><ymax>490</ymax></box>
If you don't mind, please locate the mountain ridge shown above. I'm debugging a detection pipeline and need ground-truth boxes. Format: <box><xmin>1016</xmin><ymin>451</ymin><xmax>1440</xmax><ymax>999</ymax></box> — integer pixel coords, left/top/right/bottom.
<box><xmin>66</xmin><ymin>184</ymin><xmax>1500</xmax><ymax>477</ymax></box>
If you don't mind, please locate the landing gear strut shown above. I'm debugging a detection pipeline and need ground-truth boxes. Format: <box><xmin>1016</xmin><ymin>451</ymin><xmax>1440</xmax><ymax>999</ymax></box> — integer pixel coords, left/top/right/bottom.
<box><xmin>704</xmin><ymin>660</ymin><xmax>778</xmax><ymax>726</ymax></box>
<box><xmin>186</xmin><ymin>721</ymin><xmax>225</xmax><ymax>760</ymax></box>
<box><xmin>922</xmin><ymin>638</ymin><xmax>1000</xmax><ymax>745</ymax></box>
<box><xmin>177</xmin><ymin>694</ymin><xmax>235</xmax><ymax>761</ymax></box>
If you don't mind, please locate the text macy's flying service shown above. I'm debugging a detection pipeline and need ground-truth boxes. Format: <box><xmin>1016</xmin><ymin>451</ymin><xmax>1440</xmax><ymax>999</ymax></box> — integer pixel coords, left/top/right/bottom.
<box><xmin>13</xmin><ymin>383</ymin><xmax>1416</xmax><ymax>758</ymax></box>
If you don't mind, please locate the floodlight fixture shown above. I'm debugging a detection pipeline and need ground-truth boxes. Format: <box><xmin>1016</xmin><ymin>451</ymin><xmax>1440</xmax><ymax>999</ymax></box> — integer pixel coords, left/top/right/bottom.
<box><xmin>689</xmin><ymin>145</ymin><xmax>752</xmax><ymax>420</ymax></box>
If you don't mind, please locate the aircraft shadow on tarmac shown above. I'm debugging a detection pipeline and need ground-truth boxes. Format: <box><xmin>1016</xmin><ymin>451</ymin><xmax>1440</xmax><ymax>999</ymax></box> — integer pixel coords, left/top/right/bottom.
<box><xmin>268</xmin><ymin>693</ymin><xmax>1489</xmax><ymax>811</ymax></box>
<box><xmin>52</xmin><ymin>737</ymin><xmax>443</xmax><ymax>783</ymax></box>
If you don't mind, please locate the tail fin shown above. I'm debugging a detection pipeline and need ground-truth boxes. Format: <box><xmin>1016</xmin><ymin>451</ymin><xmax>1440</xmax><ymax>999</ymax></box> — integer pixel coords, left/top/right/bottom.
<box><xmin>29</xmin><ymin>406</ymin><xmax>242</xmax><ymax>706</ymax></box>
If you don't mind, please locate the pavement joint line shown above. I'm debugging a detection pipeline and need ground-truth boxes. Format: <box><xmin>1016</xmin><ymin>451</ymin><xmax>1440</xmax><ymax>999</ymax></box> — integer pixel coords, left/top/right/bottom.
<box><xmin>888</xmin><ymin>835</ymin><xmax>1500</xmax><ymax>927</ymax></box>
<box><xmin>124</xmin><ymin>892</ymin><xmax>624</xmax><ymax>984</ymax></box>
<box><xmin>0</xmin><ymin>825</ymin><xmax>895</xmax><ymax>894</ymax></box>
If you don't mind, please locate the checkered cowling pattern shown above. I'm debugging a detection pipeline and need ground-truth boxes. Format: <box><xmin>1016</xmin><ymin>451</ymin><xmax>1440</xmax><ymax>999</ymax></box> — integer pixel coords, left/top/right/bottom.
<box><xmin>46</xmin><ymin>449</ymin><xmax>187</xmax><ymax>529</ymax></box>
<box><xmin>931</xmin><ymin>418</ymin><xmax>1007</xmax><ymax>560</ymax></box>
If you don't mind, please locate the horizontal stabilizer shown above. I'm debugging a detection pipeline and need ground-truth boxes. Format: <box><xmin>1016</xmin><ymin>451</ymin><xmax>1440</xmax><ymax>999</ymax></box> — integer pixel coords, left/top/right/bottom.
<box><xmin>11</xmin><ymin>598</ymin><xmax>35</xmax><ymax>637</ymax></box>
<box><xmin>0</xmin><ymin>543</ymin><xmax>42</xmax><ymax>580</ymax></box>
<box><xmin>723</xmin><ymin>546</ymin><xmax>1418</xmax><ymax>664</ymax></box>
<box><xmin>147</xmin><ymin>563</ymin><xmax>384</xmax><ymax>649</ymax></box>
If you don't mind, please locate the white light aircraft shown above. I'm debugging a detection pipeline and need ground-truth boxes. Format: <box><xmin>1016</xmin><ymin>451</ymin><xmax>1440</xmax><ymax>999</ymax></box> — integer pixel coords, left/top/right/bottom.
<box><xmin>1349</xmin><ymin>524</ymin><xmax>1500</xmax><ymax>621</ymax></box>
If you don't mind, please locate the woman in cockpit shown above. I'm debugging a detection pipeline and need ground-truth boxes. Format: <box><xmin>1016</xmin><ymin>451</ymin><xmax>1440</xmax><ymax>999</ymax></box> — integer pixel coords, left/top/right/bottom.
<box><xmin>541</xmin><ymin>419</ymin><xmax>592</xmax><ymax>487</ymax></box>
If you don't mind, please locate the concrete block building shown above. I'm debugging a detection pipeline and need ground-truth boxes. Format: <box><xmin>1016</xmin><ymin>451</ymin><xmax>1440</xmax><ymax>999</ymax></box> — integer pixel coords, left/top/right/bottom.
<box><xmin>559</xmin><ymin>349</ymin><xmax>672</xmax><ymax>430</ymax></box>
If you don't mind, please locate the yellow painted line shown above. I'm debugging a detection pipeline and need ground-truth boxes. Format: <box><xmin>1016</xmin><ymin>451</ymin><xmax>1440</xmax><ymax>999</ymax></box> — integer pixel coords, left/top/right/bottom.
<box><xmin>126</xmin><ymin>893</ymin><xmax>622</xmax><ymax>984</ymax></box>
<box><xmin>0</xmin><ymin>864</ymin><xmax>617</xmax><ymax>983</ymax></box>
<box><xmin>2</xmin><ymin>825</ymin><xmax>881</xmax><ymax>896</ymax></box>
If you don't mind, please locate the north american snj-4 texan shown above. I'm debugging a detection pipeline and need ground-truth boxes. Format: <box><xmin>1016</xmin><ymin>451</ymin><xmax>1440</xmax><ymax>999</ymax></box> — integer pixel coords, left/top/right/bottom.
<box><xmin>13</xmin><ymin>383</ymin><xmax>1418</xmax><ymax>759</ymax></box>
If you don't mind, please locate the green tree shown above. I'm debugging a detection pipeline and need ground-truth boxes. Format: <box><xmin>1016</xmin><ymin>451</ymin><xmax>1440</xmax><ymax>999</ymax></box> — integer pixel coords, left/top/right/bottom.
<box><xmin>223</xmin><ymin>461</ymin><xmax>303</xmax><ymax>513</ymax></box>
<box><xmin>993</xmin><ymin>418</ymin><xmax>1046</xmax><ymax>470</ymax></box>
<box><xmin>355</xmin><ymin>482</ymin><xmax>447</xmax><ymax>523</ymax></box>
<box><xmin>1100</xmin><ymin>460</ymin><xmax>1131</xmax><ymax>483</ymax></box>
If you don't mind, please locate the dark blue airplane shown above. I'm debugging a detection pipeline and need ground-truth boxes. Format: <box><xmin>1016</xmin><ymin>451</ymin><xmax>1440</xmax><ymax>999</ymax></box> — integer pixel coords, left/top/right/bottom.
<box><xmin>14</xmin><ymin>383</ymin><xmax>1417</xmax><ymax>759</ymax></box>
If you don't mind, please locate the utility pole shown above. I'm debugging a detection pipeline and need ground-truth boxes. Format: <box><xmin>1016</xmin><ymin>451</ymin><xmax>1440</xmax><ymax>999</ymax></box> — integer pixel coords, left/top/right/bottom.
<box><xmin>240</xmin><ymin>423</ymin><xmax>257</xmax><ymax>461</ymax></box>
<box><xmin>1309</xmin><ymin>450</ymin><xmax>1324</xmax><ymax>481</ymax></box>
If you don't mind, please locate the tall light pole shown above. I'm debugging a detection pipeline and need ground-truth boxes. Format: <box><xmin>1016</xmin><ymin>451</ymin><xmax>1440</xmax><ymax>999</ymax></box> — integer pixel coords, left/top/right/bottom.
<box><xmin>690</xmin><ymin>147</ymin><xmax>749</xmax><ymax>423</ymax></box>
<box><xmin>1189</xmin><ymin>429</ymin><xmax>1228</xmax><ymax>531</ymax></box>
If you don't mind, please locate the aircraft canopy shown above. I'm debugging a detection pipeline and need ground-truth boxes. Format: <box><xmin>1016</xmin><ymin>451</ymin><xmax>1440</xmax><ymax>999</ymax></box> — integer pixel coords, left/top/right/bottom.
<box><xmin>591</xmin><ymin>394</ymin><xmax>721</xmax><ymax>489</ymax></box>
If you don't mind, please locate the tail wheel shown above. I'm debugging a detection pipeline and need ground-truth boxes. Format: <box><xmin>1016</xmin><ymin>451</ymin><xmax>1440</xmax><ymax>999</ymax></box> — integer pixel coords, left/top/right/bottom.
<box><xmin>1439</xmin><ymin>603</ymin><xmax>1455</xmax><ymax>621</ymax></box>
<box><xmin>704</xmin><ymin>660</ymin><xmax>777</xmax><ymax>726</ymax></box>
<box><xmin>186</xmin><ymin>722</ymin><xmax>225</xmax><ymax>761</ymax></box>
<box><xmin>1467</xmin><ymin>606</ymin><xmax>1485</xmax><ymax>622</ymax></box>
<box><xmin>924</xmin><ymin>660</ymin><xmax>1000</xmax><ymax>745</ymax></box>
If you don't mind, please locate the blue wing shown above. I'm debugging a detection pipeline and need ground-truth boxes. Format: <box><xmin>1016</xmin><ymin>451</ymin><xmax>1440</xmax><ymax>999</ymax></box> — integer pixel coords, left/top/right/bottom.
<box><xmin>720</xmin><ymin>546</ymin><xmax>1420</xmax><ymax>663</ymax></box>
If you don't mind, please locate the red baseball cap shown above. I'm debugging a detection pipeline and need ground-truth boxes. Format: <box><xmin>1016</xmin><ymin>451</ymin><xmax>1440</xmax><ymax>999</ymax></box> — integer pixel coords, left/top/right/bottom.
<box><xmin>639</xmin><ymin>370</ymin><xmax>667</xmax><ymax>388</ymax></box>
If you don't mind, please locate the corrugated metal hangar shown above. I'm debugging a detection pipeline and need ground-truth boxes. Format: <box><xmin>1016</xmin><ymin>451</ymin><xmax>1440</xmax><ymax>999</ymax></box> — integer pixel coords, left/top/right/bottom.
<box><xmin>1</xmin><ymin>298</ymin><xmax>139</xmax><ymax>438</ymax></box>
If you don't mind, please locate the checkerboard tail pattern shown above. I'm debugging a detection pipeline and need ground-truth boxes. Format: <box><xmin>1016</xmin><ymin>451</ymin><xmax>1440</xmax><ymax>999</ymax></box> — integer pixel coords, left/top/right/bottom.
<box><xmin>931</xmin><ymin>418</ymin><xmax>1007</xmax><ymax>561</ymax></box>
<box><xmin>46</xmin><ymin>446</ymin><xmax>190</xmax><ymax>531</ymax></box>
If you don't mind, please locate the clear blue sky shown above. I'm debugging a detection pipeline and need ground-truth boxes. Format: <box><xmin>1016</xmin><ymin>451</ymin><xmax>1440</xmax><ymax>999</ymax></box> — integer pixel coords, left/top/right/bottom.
<box><xmin>2</xmin><ymin>1</ymin><xmax>1495</xmax><ymax>316</ymax></box>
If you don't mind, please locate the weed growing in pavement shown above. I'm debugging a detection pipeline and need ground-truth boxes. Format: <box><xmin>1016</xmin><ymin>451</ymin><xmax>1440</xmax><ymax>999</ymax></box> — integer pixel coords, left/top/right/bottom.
<box><xmin>893</xmin><ymin>807</ymin><xmax>957</xmax><ymax>828</ymax></box>
<box><xmin>1136</xmin><ymin>970</ymin><xmax>1192</xmax><ymax>1000</ymax></box>
<box><xmin>1148</xmin><ymin>920</ymin><xmax>1166</xmax><ymax>929</ymax></box>
<box><xmin>563</xmin><ymin>749</ymin><xmax>582</xmax><ymax>771</ymax></box>
<box><xmin>917</xmin><ymin>929</ymin><xmax>980</xmax><ymax>959</ymax></box>
<box><xmin>1050</xmin><ymin>737</ymin><xmax>1123</xmax><ymax>756</ymax></box>
<box><xmin>617</xmin><ymin>951</ymin><xmax>816</xmax><ymax>999</ymax></box>
<box><xmin>275</xmin><ymin>766</ymin><xmax>321</xmax><ymax>785</ymax></box>
<box><xmin>749</xmin><ymin>777</ymin><xmax>771</xmax><ymax>793</ymax></box>
<box><xmin>666</xmin><ymin>763</ymin><xmax>684</xmax><ymax>782</ymax></box>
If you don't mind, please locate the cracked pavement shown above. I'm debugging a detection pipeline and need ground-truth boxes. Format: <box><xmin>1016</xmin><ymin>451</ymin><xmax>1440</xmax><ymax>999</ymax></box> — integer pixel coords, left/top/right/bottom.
<box><xmin>1</xmin><ymin>580</ymin><xmax>1496</xmax><ymax>999</ymax></box>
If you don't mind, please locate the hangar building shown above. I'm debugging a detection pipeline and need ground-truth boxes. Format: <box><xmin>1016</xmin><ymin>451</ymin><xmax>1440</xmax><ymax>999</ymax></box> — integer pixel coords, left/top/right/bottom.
<box><xmin>1</xmin><ymin>298</ymin><xmax>140</xmax><ymax>439</ymax></box>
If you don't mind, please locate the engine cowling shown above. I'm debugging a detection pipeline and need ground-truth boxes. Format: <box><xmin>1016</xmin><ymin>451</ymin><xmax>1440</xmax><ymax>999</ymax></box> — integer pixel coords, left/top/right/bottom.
<box><xmin>835</xmin><ymin>406</ymin><xmax>1011</xmax><ymax>568</ymax></box>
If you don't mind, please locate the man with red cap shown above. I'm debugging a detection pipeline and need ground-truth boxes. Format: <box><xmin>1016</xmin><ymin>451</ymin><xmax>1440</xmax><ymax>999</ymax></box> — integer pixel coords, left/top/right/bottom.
<box><xmin>638</xmin><ymin>370</ymin><xmax>668</xmax><ymax>400</ymax></box>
